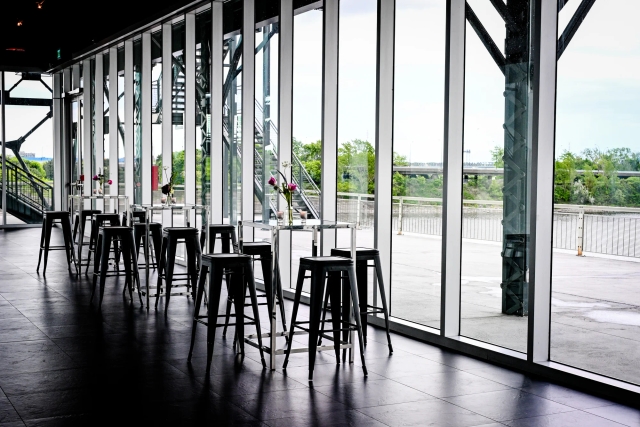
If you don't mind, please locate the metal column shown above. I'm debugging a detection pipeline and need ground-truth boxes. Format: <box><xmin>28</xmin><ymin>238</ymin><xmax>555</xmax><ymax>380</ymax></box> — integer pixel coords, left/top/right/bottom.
<box><xmin>125</xmin><ymin>41</ymin><xmax>135</xmax><ymax>203</ymax></box>
<box><xmin>241</xmin><ymin>0</ymin><xmax>256</xmax><ymax>236</ymax></box>
<box><xmin>142</xmin><ymin>33</ymin><xmax>153</xmax><ymax>205</ymax></box>
<box><xmin>211</xmin><ymin>1</ymin><xmax>224</xmax><ymax>223</ymax></box>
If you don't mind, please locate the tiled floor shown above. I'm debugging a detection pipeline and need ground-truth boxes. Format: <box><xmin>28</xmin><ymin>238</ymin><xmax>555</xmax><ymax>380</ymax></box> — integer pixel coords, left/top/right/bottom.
<box><xmin>0</xmin><ymin>227</ymin><xmax>638</xmax><ymax>426</ymax></box>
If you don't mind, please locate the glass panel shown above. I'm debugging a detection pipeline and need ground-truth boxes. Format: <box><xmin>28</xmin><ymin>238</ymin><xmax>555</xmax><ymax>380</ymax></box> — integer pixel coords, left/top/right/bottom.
<box><xmin>133</xmin><ymin>40</ymin><xmax>143</xmax><ymax>205</ymax></box>
<box><xmin>104</xmin><ymin>54</ymin><xmax>110</xmax><ymax>196</ymax></box>
<box><xmin>551</xmin><ymin>0</ymin><xmax>640</xmax><ymax>384</ymax></box>
<box><xmin>117</xmin><ymin>47</ymin><xmax>125</xmax><ymax>208</ymax></box>
<box><xmin>254</xmin><ymin>23</ymin><xmax>279</xmax><ymax>226</ymax></box>
<box><xmin>196</xmin><ymin>10</ymin><xmax>212</xmax><ymax>218</ymax></box>
<box><xmin>151</xmin><ymin>32</ymin><xmax>163</xmax><ymax>204</ymax></box>
<box><xmin>390</xmin><ymin>0</ymin><xmax>446</xmax><ymax>329</ymax></box>
<box><xmin>337</xmin><ymin>0</ymin><xmax>377</xmax><ymax>297</ymax></box>
<box><xmin>172</xmin><ymin>22</ymin><xmax>186</xmax><ymax>205</ymax></box>
<box><xmin>90</xmin><ymin>59</ymin><xmax>96</xmax><ymax>201</ymax></box>
<box><xmin>290</xmin><ymin>8</ymin><xmax>322</xmax><ymax>291</ymax></box>
<box><xmin>460</xmin><ymin>0</ymin><xmax>532</xmax><ymax>352</ymax></box>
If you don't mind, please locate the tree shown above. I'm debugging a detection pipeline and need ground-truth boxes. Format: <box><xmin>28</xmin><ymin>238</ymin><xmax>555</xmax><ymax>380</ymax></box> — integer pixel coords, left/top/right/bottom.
<box><xmin>491</xmin><ymin>146</ymin><xmax>504</xmax><ymax>168</ymax></box>
<box><xmin>43</xmin><ymin>160</ymin><xmax>54</xmax><ymax>181</ymax></box>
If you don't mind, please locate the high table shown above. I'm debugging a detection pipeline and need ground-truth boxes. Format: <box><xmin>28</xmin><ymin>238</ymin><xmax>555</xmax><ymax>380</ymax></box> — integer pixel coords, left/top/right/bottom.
<box><xmin>238</xmin><ymin>219</ymin><xmax>357</xmax><ymax>370</ymax></box>
<box><xmin>131</xmin><ymin>203</ymin><xmax>210</xmax><ymax>309</ymax></box>
<box><xmin>68</xmin><ymin>194</ymin><xmax>130</xmax><ymax>274</ymax></box>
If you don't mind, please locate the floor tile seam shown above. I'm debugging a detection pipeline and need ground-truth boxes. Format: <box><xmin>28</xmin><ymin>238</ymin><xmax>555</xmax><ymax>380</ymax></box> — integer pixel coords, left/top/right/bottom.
<box><xmin>350</xmin><ymin>408</ymin><xmax>395</xmax><ymax>427</ymax></box>
<box><xmin>387</xmin><ymin>375</ymin><xmax>520</xmax><ymax>399</ymax></box>
<box><xmin>432</xmin><ymin>395</ymin><xmax>510</xmax><ymax>425</ymax></box>
<box><xmin>2</xmin><ymin>385</ymin><xmax>26</xmax><ymax>425</ymax></box>
<box><xmin>583</xmin><ymin>407</ymin><xmax>640</xmax><ymax>427</ymax></box>
<box><xmin>312</xmin><ymin>388</ymin><xmax>436</xmax><ymax>411</ymax></box>
<box><xmin>500</xmin><ymin>408</ymin><xmax>631</xmax><ymax>426</ymax></box>
<box><xmin>515</xmin><ymin>386</ymin><xmax>619</xmax><ymax>411</ymax></box>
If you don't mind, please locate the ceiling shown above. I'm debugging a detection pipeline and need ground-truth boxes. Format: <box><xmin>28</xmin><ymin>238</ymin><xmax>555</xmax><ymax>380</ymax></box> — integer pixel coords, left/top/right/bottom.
<box><xmin>0</xmin><ymin>0</ymin><xmax>198</xmax><ymax>72</ymax></box>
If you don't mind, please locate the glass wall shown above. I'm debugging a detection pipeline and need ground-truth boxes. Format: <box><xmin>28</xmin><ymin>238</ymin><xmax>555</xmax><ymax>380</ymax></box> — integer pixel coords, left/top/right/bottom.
<box><xmin>551</xmin><ymin>0</ymin><xmax>640</xmax><ymax>384</ymax></box>
<box><xmin>460</xmin><ymin>0</ymin><xmax>532</xmax><ymax>352</ymax></box>
<box><xmin>390</xmin><ymin>0</ymin><xmax>446</xmax><ymax>330</ymax></box>
<box><xmin>117</xmin><ymin>47</ymin><xmax>125</xmax><ymax>201</ymax></box>
<box><xmin>172</xmin><ymin>22</ymin><xmax>186</xmax><ymax>204</ymax></box>
<box><xmin>103</xmin><ymin>53</ymin><xmax>110</xmax><ymax>195</ymax></box>
<box><xmin>196</xmin><ymin>10</ymin><xmax>212</xmax><ymax>213</ymax></box>
<box><xmin>338</xmin><ymin>0</ymin><xmax>377</xmax><ymax>249</ymax></box>
<box><xmin>151</xmin><ymin>31</ymin><xmax>162</xmax><ymax>204</ymax></box>
<box><xmin>133</xmin><ymin>39</ymin><xmax>143</xmax><ymax>205</ymax></box>
<box><xmin>223</xmin><ymin>34</ymin><xmax>242</xmax><ymax>224</ymax></box>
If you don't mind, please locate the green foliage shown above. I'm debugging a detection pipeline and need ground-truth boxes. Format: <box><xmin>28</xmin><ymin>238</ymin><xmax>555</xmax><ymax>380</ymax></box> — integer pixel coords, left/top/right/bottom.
<box><xmin>491</xmin><ymin>146</ymin><xmax>504</xmax><ymax>168</ymax></box>
<box><xmin>43</xmin><ymin>160</ymin><xmax>54</xmax><ymax>181</ymax></box>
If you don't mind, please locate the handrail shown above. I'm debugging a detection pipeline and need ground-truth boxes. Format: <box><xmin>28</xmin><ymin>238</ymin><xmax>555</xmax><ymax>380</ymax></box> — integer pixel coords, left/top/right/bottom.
<box><xmin>0</xmin><ymin>157</ymin><xmax>53</xmax><ymax>218</ymax></box>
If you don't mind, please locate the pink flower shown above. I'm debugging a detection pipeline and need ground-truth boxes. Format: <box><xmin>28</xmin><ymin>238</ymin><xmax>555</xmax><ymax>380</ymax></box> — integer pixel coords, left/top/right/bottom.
<box><xmin>268</xmin><ymin>176</ymin><xmax>277</xmax><ymax>186</ymax></box>
<box><xmin>107</xmin><ymin>179</ymin><xmax>113</xmax><ymax>185</ymax></box>
<box><xmin>288</xmin><ymin>183</ymin><xmax>297</xmax><ymax>192</ymax></box>
<box><xmin>92</xmin><ymin>174</ymin><xmax>99</xmax><ymax>181</ymax></box>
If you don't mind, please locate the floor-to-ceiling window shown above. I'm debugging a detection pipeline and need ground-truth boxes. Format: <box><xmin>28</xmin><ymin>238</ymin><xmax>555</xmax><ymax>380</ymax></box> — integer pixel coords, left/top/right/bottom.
<box><xmin>390</xmin><ymin>0</ymin><xmax>446</xmax><ymax>330</ymax></box>
<box><xmin>151</xmin><ymin>31</ymin><xmax>163</xmax><ymax>205</ymax></box>
<box><xmin>223</xmin><ymin>34</ymin><xmax>242</xmax><ymax>225</ymax></box>
<box><xmin>117</xmin><ymin>47</ymin><xmax>125</xmax><ymax>205</ymax></box>
<box><xmin>133</xmin><ymin>39</ymin><xmax>143</xmax><ymax>205</ymax></box>
<box><xmin>196</xmin><ymin>9</ymin><xmax>212</xmax><ymax>215</ymax></box>
<box><xmin>172</xmin><ymin>21</ymin><xmax>186</xmax><ymax>205</ymax></box>
<box><xmin>460</xmin><ymin>0</ymin><xmax>533</xmax><ymax>352</ymax></box>
<box><xmin>551</xmin><ymin>0</ymin><xmax>640</xmax><ymax>384</ymax></box>
<box><xmin>338</xmin><ymin>0</ymin><xmax>377</xmax><ymax>248</ymax></box>
<box><xmin>103</xmin><ymin>53</ymin><xmax>110</xmax><ymax>196</ymax></box>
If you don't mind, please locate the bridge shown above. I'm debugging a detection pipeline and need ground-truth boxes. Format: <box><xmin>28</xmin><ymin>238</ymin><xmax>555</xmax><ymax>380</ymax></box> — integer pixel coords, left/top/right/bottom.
<box><xmin>393</xmin><ymin>166</ymin><xmax>640</xmax><ymax>178</ymax></box>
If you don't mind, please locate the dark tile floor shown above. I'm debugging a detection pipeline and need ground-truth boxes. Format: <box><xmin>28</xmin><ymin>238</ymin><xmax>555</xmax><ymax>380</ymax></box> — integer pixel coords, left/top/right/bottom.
<box><xmin>0</xmin><ymin>227</ymin><xmax>638</xmax><ymax>426</ymax></box>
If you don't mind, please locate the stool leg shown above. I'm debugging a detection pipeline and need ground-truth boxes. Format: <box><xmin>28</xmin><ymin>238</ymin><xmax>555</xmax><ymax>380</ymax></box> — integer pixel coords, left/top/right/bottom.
<box><xmin>151</xmin><ymin>228</ymin><xmax>162</xmax><ymax>270</ymax></box>
<box><xmin>73</xmin><ymin>214</ymin><xmax>79</xmax><ymax>242</ymax></box>
<box><xmin>129</xmin><ymin>232</ymin><xmax>143</xmax><ymax>306</ymax></box>
<box><xmin>308</xmin><ymin>268</ymin><xmax>327</xmax><ymax>381</ymax></box>
<box><xmin>328</xmin><ymin>271</ymin><xmax>343</xmax><ymax>362</ymax></box>
<box><xmin>346</xmin><ymin>265</ymin><xmax>368</xmax><ymax>376</ymax></box>
<box><xmin>274</xmin><ymin>259</ymin><xmax>288</xmax><ymax>334</ymax></box>
<box><xmin>188</xmin><ymin>265</ymin><xmax>208</xmax><ymax>361</ymax></box>
<box><xmin>222</xmin><ymin>273</ymin><xmax>234</xmax><ymax>338</ymax></box>
<box><xmin>120</xmin><ymin>235</ymin><xmax>134</xmax><ymax>302</ymax></box>
<box><xmin>185</xmin><ymin>236</ymin><xmax>199</xmax><ymax>300</ymax></box>
<box><xmin>98</xmin><ymin>235</ymin><xmax>111</xmax><ymax>309</ymax></box>
<box><xmin>61</xmin><ymin>215</ymin><xmax>75</xmax><ymax>273</ymax></box>
<box><xmin>42</xmin><ymin>216</ymin><xmax>53</xmax><ymax>275</ymax></box>
<box><xmin>317</xmin><ymin>287</ymin><xmax>331</xmax><ymax>347</ymax></box>
<box><xmin>134</xmin><ymin>228</ymin><xmax>143</xmax><ymax>260</ymax></box>
<box><xmin>155</xmin><ymin>236</ymin><xmax>168</xmax><ymax>310</ymax></box>
<box><xmin>283</xmin><ymin>267</ymin><xmax>306</xmax><ymax>370</ymax></box>
<box><xmin>77</xmin><ymin>218</ymin><xmax>86</xmax><ymax>269</ymax></box>
<box><xmin>36</xmin><ymin>218</ymin><xmax>46</xmax><ymax>272</ymax></box>
<box><xmin>163</xmin><ymin>238</ymin><xmax>178</xmax><ymax>312</ymax></box>
<box><xmin>356</xmin><ymin>260</ymin><xmax>368</xmax><ymax>346</ymax></box>
<box><xmin>341</xmin><ymin>272</ymin><xmax>350</xmax><ymax>362</ymax></box>
<box><xmin>206</xmin><ymin>263</ymin><xmax>224</xmax><ymax>374</ymax></box>
<box><xmin>91</xmin><ymin>233</ymin><xmax>103</xmax><ymax>303</ymax></box>
<box><xmin>374</xmin><ymin>254</ymin><xmax>393</xmax><ymax>353</ymax></box>
<box><xmin>232</xmin><ymin>270</ymin><xmax>246</xmax><ymax>355</ymax></box>
<box><xmin>245</xmin><ymin>263</ymin><xmax>266</xmax><ymax>368</ymax></box>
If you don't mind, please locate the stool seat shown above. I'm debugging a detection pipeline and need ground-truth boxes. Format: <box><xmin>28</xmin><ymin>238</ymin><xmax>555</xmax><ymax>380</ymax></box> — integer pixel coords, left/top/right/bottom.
<box><xmin>46</xmin><ymin>210</ymin><xmax>75</xmax><ymax>219</ymax></box>
<box><xmin>202</xmin><ymin>253</ymin><xmax>250</xmax><ymax>264</ymax></box>
<box><xmin>164</xmin><ymin>227</ymin><xmax>199</xmax><ymax>236</ymax></box>
<box><xmin>241</xmin><ymin>241</ymin><xmax>270</xmax><ymax>255</ymax></box>
<box><xmin>300</xmin><ymin>256</ymin><xmax>353</xmax><ymax>267</ymax></box>
<box><xmin>207</xmin><ymin>224</ymin><xmax>235</xmax><ymax>232</ymax></box>
<box><xmin>85</xmin><ymin>214</ymin><xmax>122</xmax><ymax>274</ymax></box>
<box><xmin>331</xmin><ymin>247</ymin><xmax>379</xmax><ymax>259</ymax></box>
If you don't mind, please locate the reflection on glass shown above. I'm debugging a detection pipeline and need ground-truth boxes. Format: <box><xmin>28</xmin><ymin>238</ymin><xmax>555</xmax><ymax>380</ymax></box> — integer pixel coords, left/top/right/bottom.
<box><xmin>337</xmin><ymin>0</ymin><xmax>376</xmax><ymax>250</ymax></box>
<box><xmin>196</xmin><ymin>10</ymin><xmax>212</xmax><ymax>217</ymax></box>
<box><xmin>551</xmin><ymin>0</ymin><xmax>640</xmax><ymax>384</ymax></box>
<box><xmin>390</xmin><ymin>0</ymin><xmax>445</xmax><ymax>329</ymax></box>
<box><xmin>460</xmin><ymin>0</ymin><xmax>532</xmax><ymax>352</ymax></box>
<box><xmin>117</xmin><ymin>47</ymin><xmax>125</xmax><ymax>206</ymax></box>
<box><xmin>291</xmin><ymin>9</ymin><xmax>322</xmax><ymax>291</ymax></box>
<box><xmin>103</xmin><ymin>54</ymin><xmax>110</xmax><ymax>195</ymax></box>
<box><xmin>90</xmin><ymin>59</ymin><xmax>96</xmax><ymax>197</ymax></box>
<box><xmin>151</xmin><ymin>32</ymin><xmax>162</xmax><ymax>204</ymax></box>
<box><xmin>133</xmin><ymin>40</ymin><xmax>142</xmax><ymax>204</ymax></box>
<box><xmin>172</xmin><ymin>22</ymin><xmax>186</xmax><ymax>204</ymax></box>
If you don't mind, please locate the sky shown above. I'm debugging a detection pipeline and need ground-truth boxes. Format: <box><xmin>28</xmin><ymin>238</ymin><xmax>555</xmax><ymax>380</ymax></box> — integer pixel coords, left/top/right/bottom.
<box><xmin>2</xmin><ymin>0</ymin><xmax>639</xmax><ymax>164</ymax></box>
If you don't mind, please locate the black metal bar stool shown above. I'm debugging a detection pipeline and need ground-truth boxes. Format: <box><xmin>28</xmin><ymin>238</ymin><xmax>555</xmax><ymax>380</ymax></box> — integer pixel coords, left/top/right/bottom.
<box><xmin>240</xmin><ymin>242</ymin><xmax>288</xmax><ymax>337</ymax></box>
<box><xmin>85</xmin><ymin>214</ymin><xmax>121</xmax><ymax>274</ymax></box>
<box><xmin>187</xmin><ymin>253</ymin><xmax>266</xmax><ymax>373</ymax></box>
<box><xmin>37</xmin><ymin>211</ymin><xmax>76</xmax><ymax>275</ymax></box>
<box><xmin>73</xmin><ymin>209</ymin><xmax>101</xmax><ymax>265</ymax></box>
<box><xmin>201</xmin><ymin>224</ymin><xmax>238</xmax><ymax>254</ymax></box>
<box><xmin>283</xmin><ymin>256</ymin><xmax>367</xmax><ymax>381</ymax></box>
<box><xmin>155</xmin><ymin>227</ymin><xmax>201</xmax><ymax>311</ymax></box>
<box><xmin>91</xmin><ymin>226</ymin><xmax>142</xmax><ymax>308</ymax></box>
<box><xmin>133</xmin><ymin>223</ymin><xmax>162</xmax><ymax>268</ymax></box>
<box><xmin>320</xmin><ymin>247</ymin><xmax>393</xmax><ymax>353</ymax></box>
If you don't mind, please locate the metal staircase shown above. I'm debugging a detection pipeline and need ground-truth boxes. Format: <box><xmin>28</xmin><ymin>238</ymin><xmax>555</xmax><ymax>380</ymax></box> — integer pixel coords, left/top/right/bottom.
<box><xmin>0</xmin><ymin>157</ymin><xmax>53</xmax><ymax>224</ymax></box>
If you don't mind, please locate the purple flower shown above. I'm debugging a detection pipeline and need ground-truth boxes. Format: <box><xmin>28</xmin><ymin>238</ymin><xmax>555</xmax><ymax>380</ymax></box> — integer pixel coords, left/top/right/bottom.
<box><xmin>92</xmin><ymin>174</ymin><xmax>99</xmax><ymax>181</ymax></box>
<box><xmin>107</xmin><ymin>179</ymin><xmax>113</xmax><ymax>185</ymax></box>
<box><xmin>288</xmin><ymin>183</ymin><xmax>297</xmax><ymax>192</ymax></box>
<box><xmin>268</xmin><ymin>176</ymin><xmax>277</xmax><ymax>186</ymax></box>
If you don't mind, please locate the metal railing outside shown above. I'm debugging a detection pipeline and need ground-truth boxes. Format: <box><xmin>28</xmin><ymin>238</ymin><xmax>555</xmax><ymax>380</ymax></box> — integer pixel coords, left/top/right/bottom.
<box><xmin>336</xmin><ymin>193</ymin><xmax>640</xmax><ymax>259</ymax></box>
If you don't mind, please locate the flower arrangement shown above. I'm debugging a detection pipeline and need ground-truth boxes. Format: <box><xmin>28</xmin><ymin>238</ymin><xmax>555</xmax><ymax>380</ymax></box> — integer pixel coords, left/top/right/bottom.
<box><xmin>92</xmin><ymin>168</ymin><xmax>112</xmax><ymax>194</ymax></box>
<box><xmin>268</xmin><ymin>161</ymin><xmax>298</xmax><ymax>225</ymax></box>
